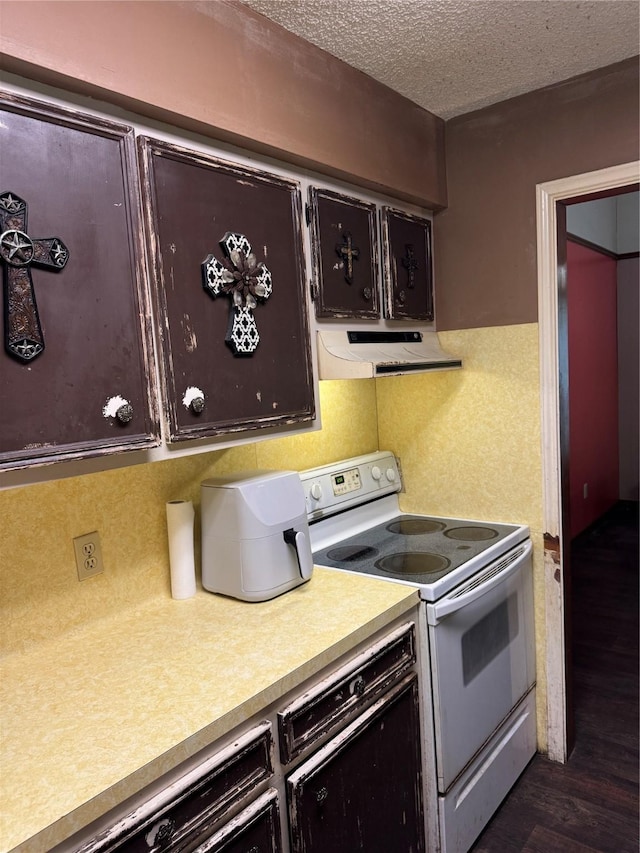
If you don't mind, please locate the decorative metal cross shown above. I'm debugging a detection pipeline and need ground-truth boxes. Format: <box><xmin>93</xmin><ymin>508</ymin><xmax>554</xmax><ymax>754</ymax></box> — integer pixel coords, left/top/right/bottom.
<box><xmin>0</xmin><ymin>191</ymin><xmax>69</xmax><ymax>363</ymax></box>
<box><xmin>335</xmin><ymin>231</ymin><xmax>360</xmax><ymax>284</ymax></box>
<box><xmin>202</xmin><ymin>232</ymin><xmax>272</xmax><ymax>356</ymax></box>
<box><xmin>401</xmin><ymin>243</ymin><xmax>419</xmax><ymax>289</ymax></box>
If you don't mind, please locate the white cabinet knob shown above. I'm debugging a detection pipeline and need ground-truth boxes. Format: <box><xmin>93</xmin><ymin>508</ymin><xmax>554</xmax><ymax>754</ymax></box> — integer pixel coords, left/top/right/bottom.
<box><xmin>371</xmin><ymin>466</ymin><xmax>382</xmax><ymax>481</ymax></box>
<box><xmin>386</xmin><ymin>468</ymin><xmax>397</xmax><ymax>482</ymax></box>
<box><xmin>310</xmin><ymin>482</ymin><xmax>323</xmax><ymax>500</ymax></box>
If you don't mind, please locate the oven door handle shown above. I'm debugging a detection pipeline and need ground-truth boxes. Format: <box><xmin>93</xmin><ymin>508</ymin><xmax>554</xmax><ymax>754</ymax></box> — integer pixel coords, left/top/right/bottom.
<box><xmin>428</xmin><ymin>539</ymin><xmax>532</xmax><ymax>624</ymax></box>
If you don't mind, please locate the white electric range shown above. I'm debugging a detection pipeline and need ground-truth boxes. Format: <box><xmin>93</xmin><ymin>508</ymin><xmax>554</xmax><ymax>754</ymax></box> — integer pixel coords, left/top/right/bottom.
<box><xmin>301</xmin><ymin>451</ymin><xmax>537</xmax><ymax>853</ymax></box>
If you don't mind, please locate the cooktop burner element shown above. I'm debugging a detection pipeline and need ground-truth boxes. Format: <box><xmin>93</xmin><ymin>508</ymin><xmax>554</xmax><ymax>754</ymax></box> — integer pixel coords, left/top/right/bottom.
<box><xmin>376</xmin><ymin>552</ymin><xmax>451</xmax><ymax>575</ymax></box>
<box><xmin>444</xmin><ymin>526</ymin><xmax>499</xmax><ymax>541</ymax></box>
<box><xmin>386</xmin><ymin>519</ymin><xmax>446</xmax><ymax>535</ymax></box>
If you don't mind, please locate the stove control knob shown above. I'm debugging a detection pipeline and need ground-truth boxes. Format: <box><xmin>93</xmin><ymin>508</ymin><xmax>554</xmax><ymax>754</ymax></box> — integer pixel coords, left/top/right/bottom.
<box><xmin>310</xmin><ymin>482</ymin><xmax>323</xmax><ymax>500</ymax></box>
<box><xmin>386</xmin><ymin>468</ymin><xmax>397</xmax><ymax>482</ymax></box>
<box><xmin>371</xmin><ymin>465</ymin><xmax>382</xmax><ymax>481</ymax></box>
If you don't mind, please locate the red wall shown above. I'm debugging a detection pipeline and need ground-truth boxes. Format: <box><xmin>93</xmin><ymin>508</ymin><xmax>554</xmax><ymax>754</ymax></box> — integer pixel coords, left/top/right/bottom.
<box><xmin>567</xmin><ymin>240</ymin><xmax>619</xmax><ymax>537</ymax></box>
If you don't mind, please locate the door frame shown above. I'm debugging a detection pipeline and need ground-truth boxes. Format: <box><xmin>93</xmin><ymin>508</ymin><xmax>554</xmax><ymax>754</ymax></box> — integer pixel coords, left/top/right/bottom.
<box><xmin>536</xmin><ymin>160</ymin><xmax>639</xmax><ymax>762</ymax></box>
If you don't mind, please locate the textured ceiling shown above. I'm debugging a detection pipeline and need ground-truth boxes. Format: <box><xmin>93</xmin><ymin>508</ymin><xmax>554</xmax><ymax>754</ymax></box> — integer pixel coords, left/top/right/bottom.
<box><xmin>240</xmin><ymin>0</ymin><xmax>640</xmax><ymax>119</ymax></box>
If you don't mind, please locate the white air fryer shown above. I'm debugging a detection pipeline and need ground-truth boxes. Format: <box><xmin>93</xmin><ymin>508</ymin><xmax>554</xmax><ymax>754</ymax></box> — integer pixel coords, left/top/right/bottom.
<box><xmin>201</xmin><ymin>470</ymin><xmax>314</xmax><ymax>602</ymax></box>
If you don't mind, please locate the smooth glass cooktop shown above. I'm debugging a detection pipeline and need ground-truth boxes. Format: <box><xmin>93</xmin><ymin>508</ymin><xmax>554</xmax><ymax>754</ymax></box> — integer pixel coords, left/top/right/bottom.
<box><xmin>313</xmin><ymin>514</ymin><xmax>520</xmax><ymax>584</ymax></box>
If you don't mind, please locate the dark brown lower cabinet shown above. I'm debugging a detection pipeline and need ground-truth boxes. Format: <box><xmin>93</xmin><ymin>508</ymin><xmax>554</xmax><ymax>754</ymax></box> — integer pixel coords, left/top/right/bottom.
<box><xmin>286</xmin><ymin>674</ymin><xmax>424</xmax><ymax>853</ymax></box>
<box><xmin>53</xmin><ymin>723</ymin><xmax>276</xmax><ymax>853</ymax></box>
<box><xmin>190</xmin><ymin>789</ymin><xmax>282</xmax><ymax>853</ymax></box>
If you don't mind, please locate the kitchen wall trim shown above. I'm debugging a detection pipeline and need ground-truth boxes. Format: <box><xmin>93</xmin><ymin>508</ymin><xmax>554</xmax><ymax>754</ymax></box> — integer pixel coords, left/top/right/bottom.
<box><xmin>536</xmin><ymin>159</ymin><xmax>639</xmax><ymax>763</ymax></box>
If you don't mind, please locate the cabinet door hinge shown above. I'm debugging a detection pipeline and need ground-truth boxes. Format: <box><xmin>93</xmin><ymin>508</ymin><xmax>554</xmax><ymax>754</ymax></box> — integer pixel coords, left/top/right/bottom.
<box><xmin>305</xmin><ymin>202</ymin><xmax>311</xmax><ymax>226</ymax></box>
<box><xmin>310</xmin><ymin>281</ymin><xmax>318</xmax><ymax>301</ymax></box>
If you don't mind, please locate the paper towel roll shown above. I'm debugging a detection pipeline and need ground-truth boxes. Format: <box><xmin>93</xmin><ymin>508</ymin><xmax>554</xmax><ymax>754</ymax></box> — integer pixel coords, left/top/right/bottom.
<box><xmin>166</xmin><ymin>500</ymin><xmax>197</xmax><ymax>600</ymax></box>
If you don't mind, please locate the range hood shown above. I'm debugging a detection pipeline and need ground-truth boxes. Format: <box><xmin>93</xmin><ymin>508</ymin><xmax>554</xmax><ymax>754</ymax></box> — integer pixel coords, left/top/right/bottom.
<box><xmin>317</xmin><ymin>330</ymin><xmax>462</xmax><ymax>379</ymax></box>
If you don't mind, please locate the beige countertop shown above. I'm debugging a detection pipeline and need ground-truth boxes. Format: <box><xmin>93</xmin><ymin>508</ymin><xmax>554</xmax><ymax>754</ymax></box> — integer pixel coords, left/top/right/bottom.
<box><xmin>0</xmin><ymin>568</ymin><xmax>419</xmax><ymax>853</ymax></box>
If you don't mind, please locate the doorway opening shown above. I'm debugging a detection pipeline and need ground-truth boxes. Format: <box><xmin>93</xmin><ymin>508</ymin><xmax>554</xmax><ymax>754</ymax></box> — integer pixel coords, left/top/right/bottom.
<box><xmin>537</xmin><ymin>162</ymin><xmax>639</xmax><ymax>762</ymax></box>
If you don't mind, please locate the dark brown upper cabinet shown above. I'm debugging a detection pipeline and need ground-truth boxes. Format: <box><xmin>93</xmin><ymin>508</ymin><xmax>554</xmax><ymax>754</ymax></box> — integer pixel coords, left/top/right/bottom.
<box><xmin>380</xmin><ymin>206</ymin><xmax>434</xmax><ymax>321</ymax></box>
<box><xmin>138</xmin><ymin>138</ymin><xmax>315</xmax><ymax>442</ymax></box>
<box><xmin>308</xmin><ymin>188</ymin><xmax>379</xmax><ymax>319</ymax></box>
<box><xmin>0</xmin><ymin>93</ymin><xmax>159</xmax><ymax>469</ymax></box>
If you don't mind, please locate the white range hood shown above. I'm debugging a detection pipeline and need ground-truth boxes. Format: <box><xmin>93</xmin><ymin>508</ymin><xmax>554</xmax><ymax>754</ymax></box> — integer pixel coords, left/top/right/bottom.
<box><xmin>317</xmin><ymin>329</ymin><xmax>462</xmax><ymax>379</ymax></box>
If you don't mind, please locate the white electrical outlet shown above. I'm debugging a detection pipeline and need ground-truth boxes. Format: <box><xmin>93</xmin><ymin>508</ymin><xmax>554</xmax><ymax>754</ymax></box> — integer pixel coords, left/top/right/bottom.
<box><xmin>73</xmin><ymin>531</ymin><xmax>105</xmax><ymax>580</ymax></box>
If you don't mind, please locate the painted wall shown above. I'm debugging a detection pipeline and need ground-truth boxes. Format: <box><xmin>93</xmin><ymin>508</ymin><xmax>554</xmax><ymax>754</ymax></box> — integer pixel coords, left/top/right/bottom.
<box><xmin>565</xmin><ymin>193</ymin><xmax>639</xmax><ymax>509</ymax></box>
<box><xmin>567</xmin><ymin>242</ymin><xmax>619</xmax><ymax>537</ymax></box>
<box><xmin>566</xmin><ymin>190</ymin><xmax>640</xmax><ymax>255</ymax></box>
<box><xmin>618</xmin><ymin>257</ymin><xmax>640</xmax><ymax>500</ymax></box>
<box><xmin>434</xmin><ymin>58</ymin><xmax>639</xmax><ymax>331</ymax></box>
<box><xmin>617</xmin><ymin>192</ymin><xmax>640</xmax><ymax>255</ymax></box>
<box><xmin>566</xmin><ymin>197</ymin><xmax>618</xmax><ymax>254</ymax></box>
<box><xmin>0</xmin><ymin>0</ymin><xmax>445</xmax><ymax>209</ymax></box>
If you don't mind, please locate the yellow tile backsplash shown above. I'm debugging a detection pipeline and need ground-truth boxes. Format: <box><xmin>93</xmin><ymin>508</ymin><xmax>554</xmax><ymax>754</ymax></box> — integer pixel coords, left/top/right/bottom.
<box><xmin>256</xmin><ymin>377</ymin><xmax>379</xmax><ymax>471</ymax></box>
<box><xmin>1</xmin><ymin>326</ymin><xmax>547</xmax><ymax>747</ymax></box>
<box><xmin>376</xmin><ymin>325</ymin><xmax>542</xmax><ymax>526</ymax></box>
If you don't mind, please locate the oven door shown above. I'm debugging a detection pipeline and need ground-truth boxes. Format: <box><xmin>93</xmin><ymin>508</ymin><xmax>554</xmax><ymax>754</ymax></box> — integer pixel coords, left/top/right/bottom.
<box><xmin>426</xmin><ymin>540</ymin><xmax>534</xmax><ymax>792</ymax></box>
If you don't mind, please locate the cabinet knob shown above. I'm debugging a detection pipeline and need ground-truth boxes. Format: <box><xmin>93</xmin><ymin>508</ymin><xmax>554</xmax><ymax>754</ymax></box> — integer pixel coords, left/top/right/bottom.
<box><xmin>102</xmin><ymin>395</ymin><xmax>133</xmax><ymax>425</ymax></box>
<box><xmin>145</xmin><ymin>816</ymin><xmax>175</xmax><ymax>849</ymax></box>
<box><xmin>183</xmin><ymin>386</ymin><xmax>205</xmax><ymax>415</ymax></box>
<box><xmin>350</xmin><ymin>675</ymin><xmax>366</xmax><ymax>697</ymax></box>
<box><xmin>116</xmin><ymin>402</ymin><xmax>134</xmax><ymax>424</ymax></box>
<box><xmin>190</xmin><ymin>395</ymin><xmax>205</xmax><ymax>414</ymax></box>
<box><xmin>362</xmin><ymin>287</ymin><xmax>372</xmax><ymax>301</ymax></box>
<box><xmin>316</xmin><ymin>786</ymin><xmax>329</xmax><ymax>805</ymax></box>
<box><xmin>396</xmin><ymin>289</ymin><xmax>406</xmax><ymax>305</ymax></box>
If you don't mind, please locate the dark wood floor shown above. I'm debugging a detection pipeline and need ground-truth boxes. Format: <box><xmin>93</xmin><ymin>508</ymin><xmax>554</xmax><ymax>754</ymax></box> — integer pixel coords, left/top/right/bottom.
<box><xmin>471</xmin><ymin>501</ymin><xmax>639</xmax><ymax>853</ymax></box>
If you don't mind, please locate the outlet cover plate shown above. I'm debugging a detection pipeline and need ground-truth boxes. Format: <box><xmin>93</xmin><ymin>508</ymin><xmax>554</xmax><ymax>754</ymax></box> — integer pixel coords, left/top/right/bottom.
<box><xmin>73</xmin><ymin>531</ymin><xmax>104</xmax><ymax>580</ymax></box>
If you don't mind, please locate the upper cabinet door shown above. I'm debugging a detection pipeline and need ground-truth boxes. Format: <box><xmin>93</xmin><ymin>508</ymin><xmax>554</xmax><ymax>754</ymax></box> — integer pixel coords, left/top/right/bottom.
<box><xmin>0</xmin><ymin>93</ymin><xmax>159</xmax><ymax>469</ymax></box>
<box><xmin>381</xmin><ymin>207</ymin><xmax>434</xmax><ymax>321</ymax></box>
<box><xmin>138</xmin><ymin>138</ymin><xmax>315</xmax><ymax>442</ymax></box>
<box><xmin>309</xmin><ymin>188</ymin><xmax>379</xmax><ymax>319</ymax></box>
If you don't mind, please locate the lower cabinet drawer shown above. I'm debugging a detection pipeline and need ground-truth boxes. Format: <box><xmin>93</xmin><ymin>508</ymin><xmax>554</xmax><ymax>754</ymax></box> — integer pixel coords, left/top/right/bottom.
<box><xmin>61</xmin><ymin>722</ymin><xmax>274</xmax><ymax>853</ymax></box>
<box><xmin>278</xmin><ymin>622</ymin><xmax>416</xmax><ymax>764</ymax></box>
<box><xmin>189</xmin><ymin>789</ymin><xmax>282</xmax><ymax>853</ymax></box>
